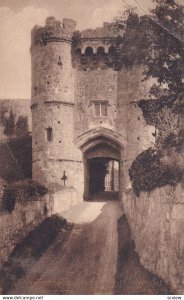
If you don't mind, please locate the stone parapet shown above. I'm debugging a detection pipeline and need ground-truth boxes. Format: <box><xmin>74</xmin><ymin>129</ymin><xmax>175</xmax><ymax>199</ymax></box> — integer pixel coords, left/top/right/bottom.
<box><xmin>31</xmin><ymin>17</ymin><xmax>77</xmax><ymax>48</ymax></box>
<box><xmin>79</xmin><ymin>22</ymin><xmax>120</xmax><ymax>40</ymax></box>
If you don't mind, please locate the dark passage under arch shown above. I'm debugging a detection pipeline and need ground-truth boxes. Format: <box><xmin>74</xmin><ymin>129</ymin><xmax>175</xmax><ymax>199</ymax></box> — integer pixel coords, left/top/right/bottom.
<box><xmin>88</xmin><ymin>157</ymin><xmax>119</xmax><ymax>199</ymax></box>
<box><xmin>83</xmin><ymin>140</ymin><xmax>121</xmax><ymax>201</ymax></box>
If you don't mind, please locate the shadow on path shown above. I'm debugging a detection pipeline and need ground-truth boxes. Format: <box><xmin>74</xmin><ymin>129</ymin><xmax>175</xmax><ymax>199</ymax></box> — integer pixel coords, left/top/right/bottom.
<box><xmin>0</xmin><ymin>215</ymin><xmax>70</xmax><ymax>294</ymax></box>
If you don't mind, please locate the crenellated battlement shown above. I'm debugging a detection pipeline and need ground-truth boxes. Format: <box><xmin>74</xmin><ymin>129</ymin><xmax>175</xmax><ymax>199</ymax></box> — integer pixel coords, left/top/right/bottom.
<box><xmin>31</xmin><ymin>17</ymin><xmax>77</xmax><ymax>48</ymax></box>
<box><xmin>79</xmin><ymin>22</ymin><xmax>119</xmax><ymax>40</ymax></box>
<box><xmin>31</xmin><ymin>16</ymin><xmax>121</xmax><ymax>58</ymax></box>
<box><xmin>31</xmin><ymin>16</ymin><xmax>122</xmax><ymax>70</ymax></box>
<box><xmin>31</xmin><ymin>16</ymin><xmax>121</xmax><ymax>51</ymax></box>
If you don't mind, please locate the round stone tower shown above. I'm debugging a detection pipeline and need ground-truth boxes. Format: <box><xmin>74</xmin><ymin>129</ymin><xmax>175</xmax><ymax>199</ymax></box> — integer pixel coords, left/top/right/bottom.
<box><xmin>31</xmin><ymin>17</ymin><xmax>82</xmax><ymax>191</ymax></box>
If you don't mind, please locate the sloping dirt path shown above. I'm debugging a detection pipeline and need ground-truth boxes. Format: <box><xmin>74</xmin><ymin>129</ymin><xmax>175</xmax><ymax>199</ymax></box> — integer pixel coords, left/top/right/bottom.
<box><xmin>10</xmin><ymin>201</ymin><xmax>123</xmax><ymax>295</ymax></box>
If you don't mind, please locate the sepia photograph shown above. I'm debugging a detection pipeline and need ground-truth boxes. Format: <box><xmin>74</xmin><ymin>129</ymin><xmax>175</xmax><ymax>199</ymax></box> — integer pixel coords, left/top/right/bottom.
<box><xmin>0</xmin><ymin>0</ymin><xmax>183</xmax><ymax>296</ymax></box>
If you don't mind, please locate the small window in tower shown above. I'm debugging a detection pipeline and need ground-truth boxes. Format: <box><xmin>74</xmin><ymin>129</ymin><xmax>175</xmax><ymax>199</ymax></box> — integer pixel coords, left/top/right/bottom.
<box><xmin>94</xmin><ymin>101</ymin><xmax>108</xmax><ymax>117</ymax></box>
<box><xmin>58</xmin><ymin>56</ymin><xmax>62</xmax><ymax>66</ymax></box>
<box><xmin>46</xmin><ymin>127</ymin><xmax>53</xmax><ymax>142</ymax></box>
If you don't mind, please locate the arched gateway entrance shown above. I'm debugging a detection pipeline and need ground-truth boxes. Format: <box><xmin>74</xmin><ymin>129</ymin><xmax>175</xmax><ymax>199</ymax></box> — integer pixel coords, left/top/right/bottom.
<box><xmin>87</xmin><ymin>157</ymin><xmax>120</xmax><ymax>200</ymax></box>
<box><xmin>76</xmin><ymin>128</ymin><xmax>124</xmax><ymax>201</ymax></box>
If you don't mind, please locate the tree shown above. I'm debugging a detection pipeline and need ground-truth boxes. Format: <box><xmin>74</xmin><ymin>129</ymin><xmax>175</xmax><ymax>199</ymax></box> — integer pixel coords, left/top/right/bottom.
<box><xmin>144</xmin><ymin>0</ymin><xmax>184</xmax><ymax>106</ymax></box>
<box><xmin>114</xmin><ymin>0</ymin><xmax>184</xmax><ymax>106</ymax></box>
<box><xmin>0</xmin><ymin>103</ymin><xmax>8</xmax><ymax>125</ymax></box>
<box><xmin>114</xmin><ymin>1</ymin><xmax>184</xmax><ymax>193</ymax></box>
<box><xmin>113</xmin><ymin>9</ymin><xmax>153</xmax><ymax>68</ymax></box>
<box><xmin>15</xmin><ymin>116</ymin><xmax>29</xmax><ymax>137</ymax></box>
<box><xmin>3</xmin><ymin>109</ymin><xmax>16</xmax><ymax>136</ymax></box>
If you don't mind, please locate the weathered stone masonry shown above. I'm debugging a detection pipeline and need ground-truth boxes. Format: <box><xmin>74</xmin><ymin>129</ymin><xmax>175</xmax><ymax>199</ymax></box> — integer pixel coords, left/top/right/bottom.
<box><xmin>124</xmin><ymin>185</ymin><xmax>184</xmax><ymax>294</ymax></box>
<box><xmin>30</xmin><ymin>16</ymin><xmax>155</xmax><ymax>200</ymax></box>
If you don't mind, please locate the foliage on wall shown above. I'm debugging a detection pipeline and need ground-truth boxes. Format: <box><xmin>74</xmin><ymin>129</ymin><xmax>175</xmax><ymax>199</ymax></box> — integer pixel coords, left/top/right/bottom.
<box><xmin>1</xmin><ymin>185</ymin><xmax>16</xmax><ymax>213</ymax></box>
<box><xmin>0</xmin><ymin>179</ymin><xmax>48</xmax><ymax>213</ymax></box>
<box><xmin>11</xmin><ymin>179</ymin><xmax>48</xmax><ymax>198</ymax></box>
<box><xmin>129</xmin><ymin>147</ymin><xmax>184</xmax><ymax>196</ymax></box>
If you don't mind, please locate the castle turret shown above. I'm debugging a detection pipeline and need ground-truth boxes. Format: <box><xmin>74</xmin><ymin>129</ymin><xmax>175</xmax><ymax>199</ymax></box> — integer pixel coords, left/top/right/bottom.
<box><xmin>31</xmin><ymin>17</ymin><xmax>82</xmax><ymax>191</ymax></box>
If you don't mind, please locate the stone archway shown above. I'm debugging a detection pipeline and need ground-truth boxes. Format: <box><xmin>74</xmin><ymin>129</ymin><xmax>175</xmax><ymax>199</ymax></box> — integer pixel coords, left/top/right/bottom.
<box><xmin>75</xmin><ymin>128</ymin><xmax>124</xmax><ymax>200</ymax></box>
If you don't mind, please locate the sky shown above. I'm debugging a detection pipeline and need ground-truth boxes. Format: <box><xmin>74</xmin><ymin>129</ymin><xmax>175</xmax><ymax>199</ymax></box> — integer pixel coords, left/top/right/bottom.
<box><xmin>0</xmin><ymin>0</ymin><xmax>182</xmax><ymax>99</ymax></box>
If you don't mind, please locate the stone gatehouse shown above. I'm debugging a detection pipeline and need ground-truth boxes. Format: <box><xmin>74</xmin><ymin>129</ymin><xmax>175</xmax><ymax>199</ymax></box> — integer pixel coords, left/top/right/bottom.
<box><xmin>31</xmin><ymin>16</ymin><xmax>155</xmax><ymax>201</ymax></box>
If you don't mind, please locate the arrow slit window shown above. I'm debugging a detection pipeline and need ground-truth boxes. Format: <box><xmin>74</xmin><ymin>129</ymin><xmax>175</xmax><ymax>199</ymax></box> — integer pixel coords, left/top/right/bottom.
<box><xmin>46</xmin><ymin>127</ymin><xmax>53</xmax><ymax>142</ymax></box>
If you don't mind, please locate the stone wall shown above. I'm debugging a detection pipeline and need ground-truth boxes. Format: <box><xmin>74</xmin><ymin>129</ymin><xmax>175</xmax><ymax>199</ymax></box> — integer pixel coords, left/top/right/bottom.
<box><xmin>123</xmin><ymin>184</ymin><xmax>184</xmax><ymax>294</ymax></box>
<box><xmin>0</xmin><ymin>194</ymin><xmax>53</xmax><ymax>268</ymax></box>
<box><xmin>51</xmin><ymin>188</ymin><xmax>78</xmax><ymax>213</ymax></box>
<box><xmin>0</xmin><ymin>187</ymin><xmax>80</xmax><ymax>269</ymax></box>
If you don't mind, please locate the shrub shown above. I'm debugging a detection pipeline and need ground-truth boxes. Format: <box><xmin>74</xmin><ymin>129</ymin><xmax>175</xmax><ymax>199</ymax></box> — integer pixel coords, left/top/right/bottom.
<box><xmin>0</xmin><ymin>180</ymin><xmax>48</xmax><ymax>213</ymax></box>
<box><xmin>129</xmin><ymin>147</ymin><xmax>184</xmax><ymax>196</ymax></box>
<box><xmin>15</xmin><ymin>116</ymin><xmax>29</xmax><ymax>137</ymax></box>
<box><xmin>11</xmin><ymin>179</ymin><xmax>48</xmax><ymax>198</ymax></box>
<box><xmin>163</xmin><ymin>129</ymin><xmax>184</xmax><ymax>153</ymax></box>
<box><xmin>1</xmin><ymin>185</ymin><xmax>16</xmax><ymax>213</ymax></box>
<box><xmin>3</xmin><ymin>109</ymin><xmax>16</xmax><ymax>137</ymax></box>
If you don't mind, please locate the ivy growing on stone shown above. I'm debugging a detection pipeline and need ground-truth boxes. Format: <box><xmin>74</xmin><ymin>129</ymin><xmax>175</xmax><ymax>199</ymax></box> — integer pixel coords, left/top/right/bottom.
<box><xmin>0</xmin><ymin>180</ymin><xmax>48</xmax><ymax>213</ymax></box>
<box><xmin>1</xmin><ymin>185</ymin><xmax>16</xmax><ymax>213</ymax></box>
<box><xmin>129</xmin><ymin>147</ymin><xmax>184</xmax><ymax>196</ymax></box>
